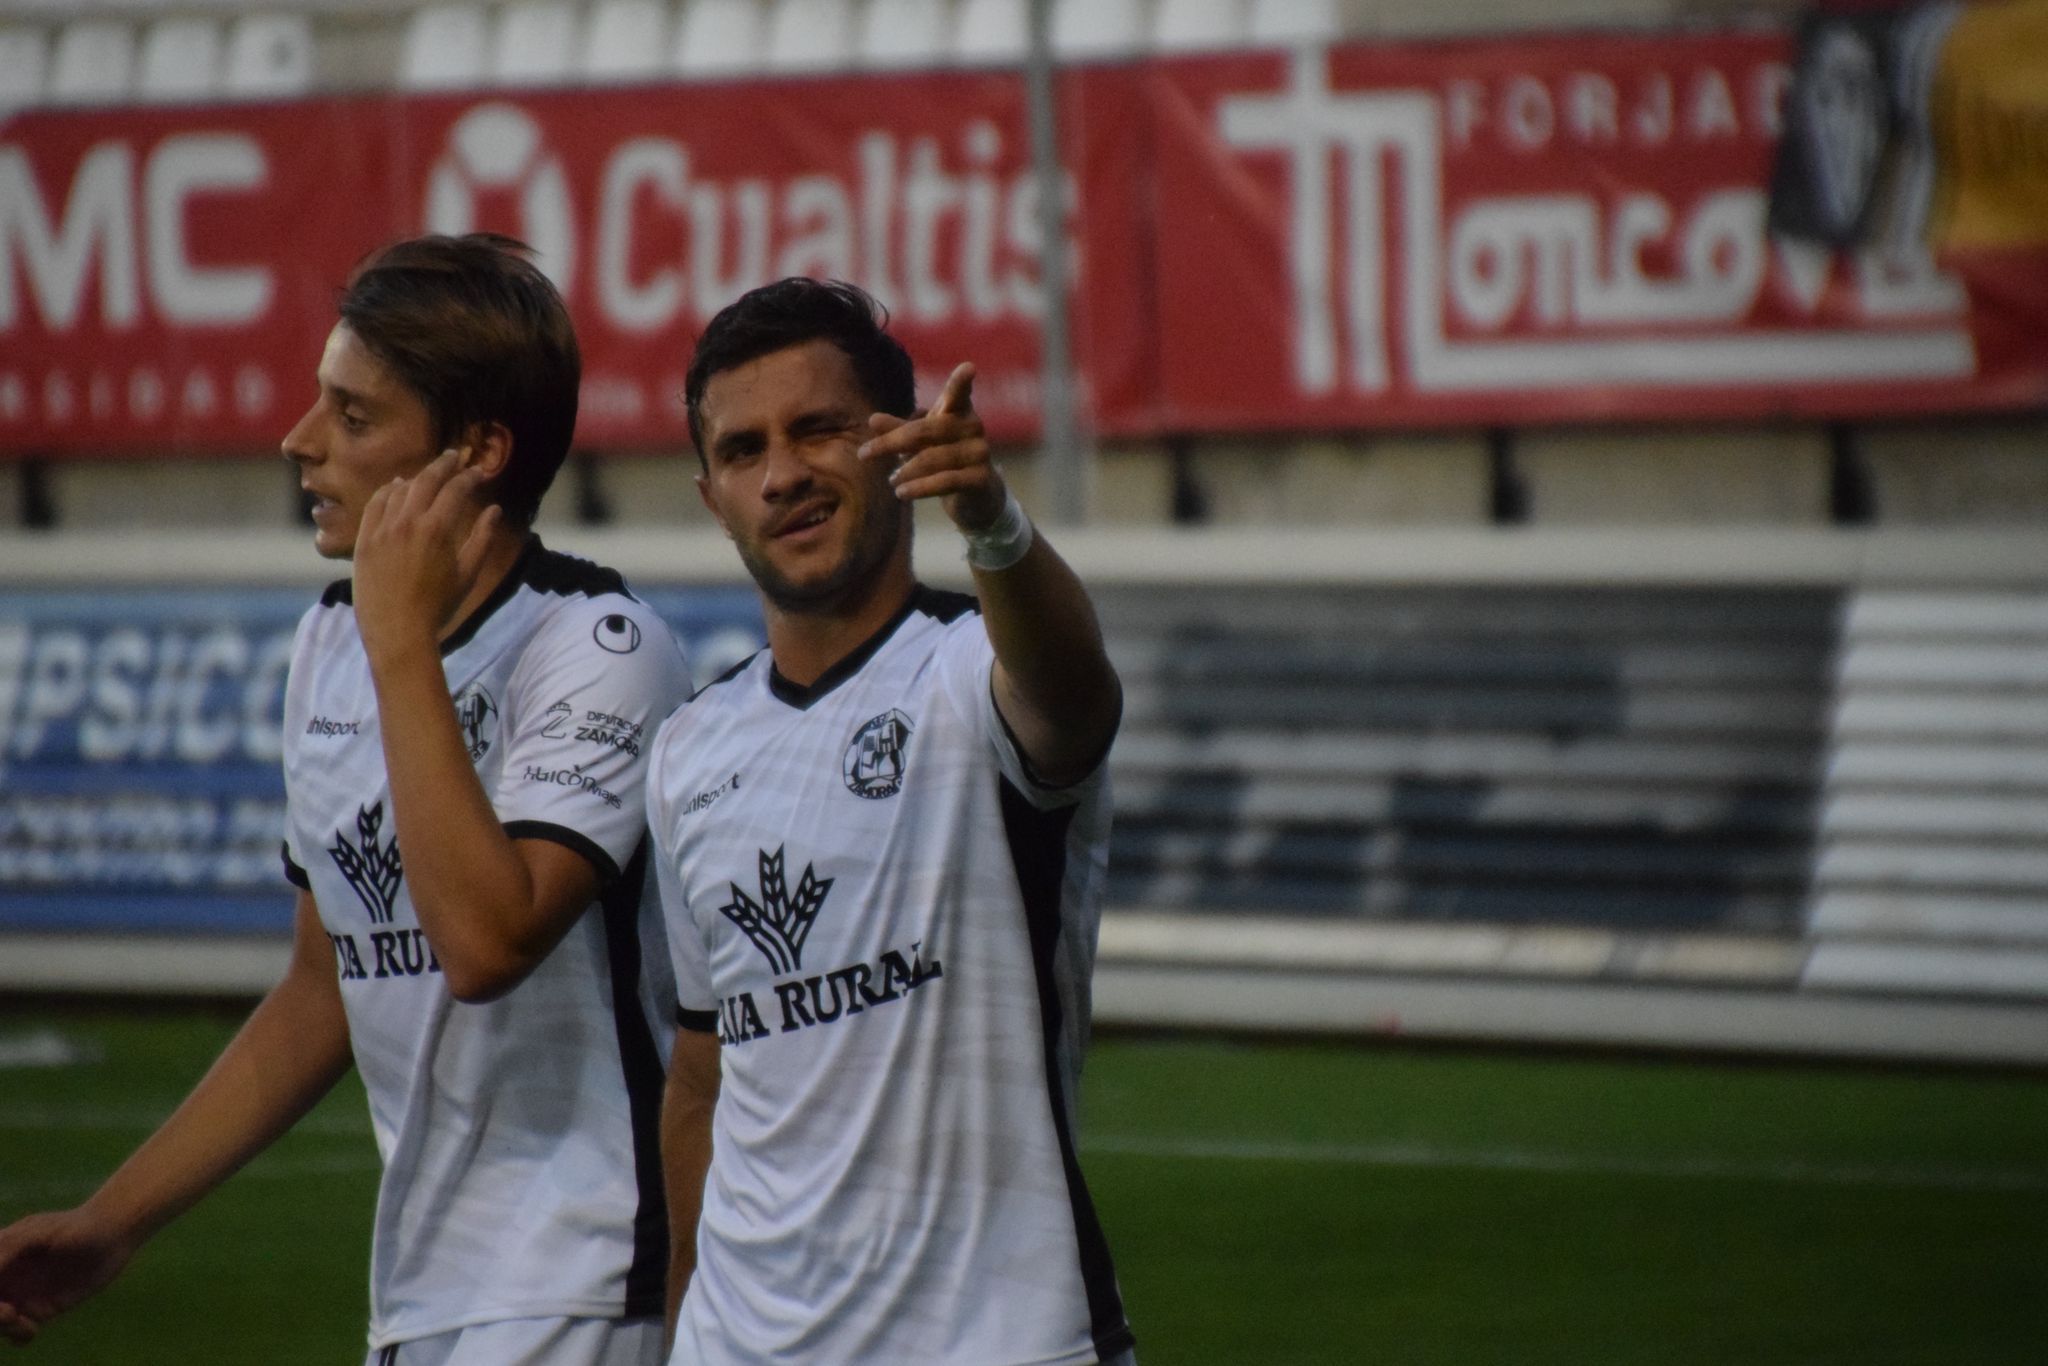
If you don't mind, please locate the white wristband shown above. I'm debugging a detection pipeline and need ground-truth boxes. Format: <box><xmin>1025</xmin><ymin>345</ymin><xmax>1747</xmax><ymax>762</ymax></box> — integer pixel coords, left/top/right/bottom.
<box><xmin>961</xmin><ymin>490</ymin><xmax>1034</xmax><ymax>572</ymax></box>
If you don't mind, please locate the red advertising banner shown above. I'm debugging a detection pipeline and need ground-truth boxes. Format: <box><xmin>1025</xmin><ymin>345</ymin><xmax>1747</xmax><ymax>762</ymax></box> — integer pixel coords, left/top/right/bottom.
<box><xmin>0</xmin><ymin>73</ymin><xmax>1137</xmax><ymax>454</ymax></box>
<box><xmin>1</xmin><ymin>29</ymin><xmax>2041</xmax><ymax>459</ymax></box>
<box><xmin>1142</xmin><ymin>32</ymin><xmax>2046</xmax><ymax>431</ymax></box>
<box><xmin>1</xmin><ymin>101</ymin><xmax>411</xmax><ymax>455</ymax></box>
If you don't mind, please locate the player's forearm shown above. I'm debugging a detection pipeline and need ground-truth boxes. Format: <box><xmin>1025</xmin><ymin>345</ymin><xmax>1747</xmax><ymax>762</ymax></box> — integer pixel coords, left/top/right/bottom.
<box><xmin>660</xmin><ymin>1033</ymin><xmax>719</xmax><ymax>1339</ymax></box>
<box><xmin>973</xmin><ymin>533</ymin><xmax>1122</xmax><ymax>782</ymax></box>
<box><xmin>366</xmin><ymin>636</ymin><xmax>544</xmax><ymax>998</ymax></box>
<box><xmin>660</xmin><ymin>1106</ymin><xmax>712</xmax><ymax>1314</ymax></box>
<box><xmin>84</xmin><ymin>907</ymin><xmax>351</xmax><ymax>1248</ymax></box>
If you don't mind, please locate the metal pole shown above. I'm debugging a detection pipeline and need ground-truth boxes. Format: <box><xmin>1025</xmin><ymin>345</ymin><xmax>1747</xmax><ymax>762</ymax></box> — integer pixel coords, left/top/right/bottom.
<box><xmin>1024</xmin><ymin>0</ymin><xmax>1087</xmax><ymax>525</ymax></box>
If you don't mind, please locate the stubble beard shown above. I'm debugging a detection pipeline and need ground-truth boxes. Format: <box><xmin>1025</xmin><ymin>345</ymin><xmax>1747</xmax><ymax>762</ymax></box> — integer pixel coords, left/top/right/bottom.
<box><xmin>740</xmin><ymin>492</ymin><xmax>910</xmax><ymax>618</ymax></box>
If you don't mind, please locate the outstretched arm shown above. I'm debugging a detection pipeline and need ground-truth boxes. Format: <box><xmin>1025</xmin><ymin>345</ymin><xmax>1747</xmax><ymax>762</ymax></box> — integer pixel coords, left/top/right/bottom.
<box><xmin>0</xmin><ymin>893</ymin><xmax>352</xmax><ymax>1346</ymax></box>
<box><xmin>859</xmin><ymin>364</ymin><xmax>1121</xmax><ymax>786</ymax></box>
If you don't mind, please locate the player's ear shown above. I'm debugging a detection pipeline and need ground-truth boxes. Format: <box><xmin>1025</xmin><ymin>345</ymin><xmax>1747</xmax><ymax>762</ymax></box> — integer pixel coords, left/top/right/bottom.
<box><xmin>696</xmin><ymin>472</ymin><xmax>732</xmax><ymax>539</ymax></box>
<box><xmin>460</xmin><ymin>421</ymin><xmax>514</xmax><ymax>482</ymax></box>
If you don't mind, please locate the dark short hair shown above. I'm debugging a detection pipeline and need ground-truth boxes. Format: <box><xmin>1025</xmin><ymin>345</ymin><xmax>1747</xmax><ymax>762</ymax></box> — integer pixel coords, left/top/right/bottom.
<box><xmin>684</xmin><ymin>279</ymin><xmax>915</xmax><ymax>458</ymax></box>
<box><xmin>338</xmin><ymin>233</ymin><xmax>579</xmax><ymax>525</ymax></box>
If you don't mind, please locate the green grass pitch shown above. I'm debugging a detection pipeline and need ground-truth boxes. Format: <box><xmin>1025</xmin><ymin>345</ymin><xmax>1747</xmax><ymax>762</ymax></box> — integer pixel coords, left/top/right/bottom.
<box><xmin>3</xmin><ymin>1005</ymin><xmax>2046</xmax><ymax>1364</ymax></box>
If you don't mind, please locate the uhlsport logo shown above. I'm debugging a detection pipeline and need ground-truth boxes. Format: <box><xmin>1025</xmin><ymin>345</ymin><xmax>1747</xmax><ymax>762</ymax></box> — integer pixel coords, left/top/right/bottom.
<box><xmin>453</xmin><ymin>684</ymin><xmax>498</xmax><ymax>761</ymax></box>
<box><xmin>844</xmin><ymin>709</ymin><xmax>913</xmax><ymax>799</ymax></box>
<box><xmin>721</xmin><ymin>846</ymin><xmax>832</xmax><ymax>974</ymax></box>
<box><xmin>682</xmin><ymin>771</ymin><xmax>740</xmax><ymax>818</ymax></box>
<box><xmin>424</xmin><ymin>103</ymin><xmax>575</xmax><ymax>288</ymax></box>
<box><xmin>329</xmin><ymin>801</ymin><xmax>403</xmax><ymax>924</ymax></box>
<box><xmin>593</xmin><ymin>613</ymin><xmax>642</xmax><ymax>654</ymax></box>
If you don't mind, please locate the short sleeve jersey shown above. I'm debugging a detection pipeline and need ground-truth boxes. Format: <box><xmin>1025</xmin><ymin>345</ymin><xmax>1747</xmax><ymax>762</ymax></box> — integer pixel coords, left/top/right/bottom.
<box><xmin>648</xmin><ymin>587</ymin><xmax>1134</xmax><ymax>1366</ymax></box>
<box><xmin>280</xmin><ymin>541</ymin><xmax>690</xmax><ymax>1349</ymax></box>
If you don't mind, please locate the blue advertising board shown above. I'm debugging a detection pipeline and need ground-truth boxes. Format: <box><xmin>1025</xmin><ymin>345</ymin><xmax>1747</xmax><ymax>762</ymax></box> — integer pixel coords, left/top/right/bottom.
<box><xmin>0</xmin><ymin>584</ymin><xmax>765</xmax><ymax>935</ymax></box>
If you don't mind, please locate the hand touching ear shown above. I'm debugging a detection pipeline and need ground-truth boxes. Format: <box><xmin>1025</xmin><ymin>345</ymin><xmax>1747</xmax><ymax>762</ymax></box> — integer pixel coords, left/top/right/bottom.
<box><xmin>352</xmin><ymin>449</ymin><xmax>503</xmax><ymax>661</ymax></box>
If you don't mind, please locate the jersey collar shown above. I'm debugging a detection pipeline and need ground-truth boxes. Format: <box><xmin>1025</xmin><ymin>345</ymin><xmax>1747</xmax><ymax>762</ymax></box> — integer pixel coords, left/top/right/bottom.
<box><xmin>438</xmin><ymin>535</ymin><xmax>542</xmax><ymax>657</ymax></box>
<box><xmin>767</xmin><ymin>584</ymin><xmax>937</xmax><ymax>710</ymax></box>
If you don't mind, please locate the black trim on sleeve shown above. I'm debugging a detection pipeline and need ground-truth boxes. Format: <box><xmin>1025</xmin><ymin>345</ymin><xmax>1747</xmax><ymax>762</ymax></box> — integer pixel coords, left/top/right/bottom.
<box><xmin>998</xmin><ymin>777</ymin><xmax>1135</xmax><ymax>1363</ymax></box>
<box><xmin>319</xmin><ymin>539</ymin><xmax>632</xmax><ymax>633</ymax></box>
<box><xmin>990</xmin><ymin>674</ymin><xmax>1122</xmax><ymax>794</ymax></box>
<box><xmin>598</xmin><ymin>838</ymin><xmax>671</xmax><ymax>1318</ymax></box>
<box><xmin>525</xmin><ymin>545</ymin><xmax>630</xmax><ymax>600</ymax></box>
<box><xmin>503</xmin><ymin>820</ymin><xmax>622</xmax><ymax>887</ymax></box>
<box><xmin>912</xmin><ymin>585</ymin><xmax>979</xmax><ymax>623</ymax></box>
<box><xmin>676</xmin><ymin>1005</ymin><xmax>720</xmax><ymax>1033</ymax></box>
<box><xmin>440</xmin><ymin>538</ymin><xmax>639</xmax><ymax>657</ymax></box>
<box><xmin>281</xmin><ymin>843</ymin><xmax>310</xmax><ymax>890</ymax></box>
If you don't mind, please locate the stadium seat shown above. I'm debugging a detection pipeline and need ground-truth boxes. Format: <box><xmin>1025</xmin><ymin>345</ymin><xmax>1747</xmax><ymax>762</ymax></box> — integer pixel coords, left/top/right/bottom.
<box><xmin>47</xmin><ymin>19</ymin><xmax>136</xmax><ymax>106</ymax></box>
<box><xmin>1247</xmin><ymin>0</ymin><xmax>1339</xmax><ymax>44</ymax></box>
<box><xmin>223</xmin><ymin>13</ymin><xmax>316</xmax><ymax>98</ymax></box>
<box><xmin>136</xmin><ymin>19</ymin><xmax>223</xmax><ymax>104</ymax></box>
<box><xmin>401</xmin><ymin>4</ymin><xmax>488</xmax><ymax>90</ymax></box>
<box><xmin>580</xmin><ymin>0</ymin><xmax>672</xmax><ymax>82</ymax></box>
<box><xmin>674</xmin><ymin>0</ymin><xmax>767</xmax><ymax>77</ymax></box>
<box><xmin>764</xmin><ymin>0</ymin><xmax>856</xmax><ymax>71</ymax></box>
<box><xmin>856</xmin><ymin>0</ymin><xmax>948</xmax><ymax>69</ymax></box>
<box><xmin>491</xmin><ymin>0</ymin><xmax>580</xmax><ymax>86</ymax></box>
<box><xmin>1151</xmin><ymin>0</ymin><xmax>1247</xmax><ymax>51</ymax></box>
<box><xmin>0</xmin><ymin>26</ymin><xmax>49</xmax><ymax>113</ymax></box>
<box><xmin>1052</xmin><ymin>0</ymin><xmax>1143</xmax><ymax>57</ymax></box>
<box><xmin>950</xmin><ymin>0</ymin><xmax>1023</xmax><ymax>65</ymax></box>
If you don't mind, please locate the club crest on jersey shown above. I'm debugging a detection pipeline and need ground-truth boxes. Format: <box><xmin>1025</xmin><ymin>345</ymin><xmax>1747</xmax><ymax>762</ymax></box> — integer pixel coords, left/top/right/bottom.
<box><xmin>721</xmin><ymin>846</ymin><xmax>833</xmax><ymax>974</ymax></box>
<box><xmin>329</xmin><ymin>802</ymin><xmax>403</xmax><ymax>924</ymax></box>
<box><xmin>453</xmin><ymin>684</ymin><xmax>498</xmax><ymax>761</ymax></box>
<box><xmin>843</xmin><ymin>709</ymin><xmax>913</xmax><ymax>799</ymax></box>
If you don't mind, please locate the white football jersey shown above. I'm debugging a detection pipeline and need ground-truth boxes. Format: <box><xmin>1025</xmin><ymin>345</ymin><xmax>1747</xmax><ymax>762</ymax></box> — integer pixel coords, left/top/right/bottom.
<box><xmin>281</xmin><ymin>541</ymin><xmax>690</xmax><ymax>1349</ymax></box>
<box><xmin>649</xmin><ymin>587</ymin><xmax>1133</xmax><ymax>1366</ymax></box>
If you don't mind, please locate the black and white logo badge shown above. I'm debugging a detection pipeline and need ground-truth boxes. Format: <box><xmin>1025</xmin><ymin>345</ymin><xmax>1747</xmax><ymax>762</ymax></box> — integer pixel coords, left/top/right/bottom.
<box><xmin>453</xmin><ymin>684</ymin><xmax>498</xmax><ymax>761</ymax></box>
<box><xmin>844</xmin><ymin>709</ymin><xmax>913</xmax><ymax>800</ymax></box>
<box><xmin>540</xmin><ymin>699</ymin><xmax>574</xmax><ymax>739</ymax></box>
<box><xmin>720</xmin><ymin>846</ymin><xmax>833</xmax><ymax>975</ymax></box>
<box><xmin>329</xmin><ymin>801</ymin><xmax>403</xmax><ymax>924</ymax></box>
<box><xmin>1795</xmin><ymin>23</ymin><xmax>1888</xmax><ymax>242</ymax></box>
<box><xmin>594</xmin><ymin>614</ymin><xmax>642</xmax><ymax>654</ymax></box>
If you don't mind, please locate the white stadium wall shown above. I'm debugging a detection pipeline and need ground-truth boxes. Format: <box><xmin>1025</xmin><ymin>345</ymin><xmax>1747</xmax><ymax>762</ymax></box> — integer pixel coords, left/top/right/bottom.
<box><xmin>3</xmin><ymin>526</ymin><xmax>2045</xmax><ymax>1066</ymax></box>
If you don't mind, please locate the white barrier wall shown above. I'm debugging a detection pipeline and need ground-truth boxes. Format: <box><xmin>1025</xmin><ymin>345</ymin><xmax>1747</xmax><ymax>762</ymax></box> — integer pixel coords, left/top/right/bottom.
<box><xmin>3</xmin><ymin>527</ymin><xmax>2045</xmax><ymax>1064</ymax></box>
<box><xmin>1807</xmin><ymin>590</ymin><xmax>2048</xmax><ymax>1001</ymax></box>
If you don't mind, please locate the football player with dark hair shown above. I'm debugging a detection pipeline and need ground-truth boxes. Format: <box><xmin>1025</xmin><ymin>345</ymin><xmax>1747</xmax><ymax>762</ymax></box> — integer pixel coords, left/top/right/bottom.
<box><xmin>652</xmin><ymin>278</ymin><xmax>1136</xmax><ymax>1365</ymax></box>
